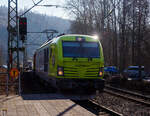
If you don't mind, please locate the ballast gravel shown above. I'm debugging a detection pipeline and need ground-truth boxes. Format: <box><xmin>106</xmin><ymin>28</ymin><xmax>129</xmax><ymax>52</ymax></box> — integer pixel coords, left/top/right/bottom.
<box><xmin>96</xmin><ymin>93</ymin><xmax>150</xmax><ymax>116</ymax></box>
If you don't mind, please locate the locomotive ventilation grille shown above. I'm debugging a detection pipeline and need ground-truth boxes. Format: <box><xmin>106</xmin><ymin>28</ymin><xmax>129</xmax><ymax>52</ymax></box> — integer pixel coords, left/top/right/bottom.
<box><xmin>63</xmin><ymin>67</ymin><xmax>99</xmax><ymax>78</ymax></box>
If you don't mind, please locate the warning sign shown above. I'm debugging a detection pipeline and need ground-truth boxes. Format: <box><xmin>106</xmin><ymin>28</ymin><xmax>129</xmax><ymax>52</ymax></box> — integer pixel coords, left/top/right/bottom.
<box><xmin>10</xmin><ymin>68</ymin><xmax>19</xmax><ymax>78</ymax></box>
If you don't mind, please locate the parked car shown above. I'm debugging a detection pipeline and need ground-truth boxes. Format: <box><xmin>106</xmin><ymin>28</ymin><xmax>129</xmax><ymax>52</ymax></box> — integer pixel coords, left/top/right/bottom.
<box><xmin>142</xmin><ymin>72</ymin><xmax>150</xmax><ymax>83</ymax></box>
<box><xmin>143</xmin><ymin>77</ymin><xmax>150</xmax><ymax>83</ymax></box>
<box><xmin>123</xmin><ymin>66</ymin><xmax>146</xmax><ymax>80</ymax></box>
<box><xmin>104</xmin><ymin>66</ymin><xmax>119</xmax><ymax>75</ymax></box>
<box><xmin>104</xmin><ymin>66</ymin><xmax>120</xmax><ymax>81</ymax></box>
<box><xmin>0</xmin><ymin>65</ymin><xmax>7</xmax><ymax>69</ymax></box>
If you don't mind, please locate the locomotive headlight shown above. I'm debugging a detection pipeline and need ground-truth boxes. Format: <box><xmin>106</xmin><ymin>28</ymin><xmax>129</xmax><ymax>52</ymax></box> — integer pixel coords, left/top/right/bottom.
<box><xmin>98</xmin><ymin>67</ymin><xmax>104</xmax><ymax>77</ymax></box>
<box><xmin>57</xmin><ymin>67</ymin><xmax>64</xmax><ymax>76</ymax></box>
<box><xmin>76</xmin><ymin>37</ymin><xmax>85</xmax><ymax>42</ymax></box>
<box><xmin>99</xmin><ymin>71</ymin><xmax>103</xmax><ymax>77</ymax></box>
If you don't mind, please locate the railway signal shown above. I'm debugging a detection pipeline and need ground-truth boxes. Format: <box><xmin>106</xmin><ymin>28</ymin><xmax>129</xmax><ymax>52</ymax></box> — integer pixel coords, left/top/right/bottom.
<box><xmin>19</xmin><ymin>17</ymin><xmax>27</xmax><ymax>35</ymax></box>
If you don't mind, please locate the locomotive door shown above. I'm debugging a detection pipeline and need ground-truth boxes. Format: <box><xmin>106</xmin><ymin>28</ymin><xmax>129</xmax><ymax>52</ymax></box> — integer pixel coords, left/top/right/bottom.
<box><xmin>44</xmin><ymin>48</ymin><xmax>49</xmax><ymax>73</ymax></box>
<box><xmin>49</xmin><ymin>45</ymin><xmax>56</xmax><ymax>76</ymax></box>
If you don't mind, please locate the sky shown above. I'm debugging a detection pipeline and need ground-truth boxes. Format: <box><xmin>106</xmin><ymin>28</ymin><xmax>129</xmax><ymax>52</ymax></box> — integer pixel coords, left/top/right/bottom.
<box><xmin>0</xmin><ymin>0</ymin><xmax>71</xmax><ymax>19</ymax></box>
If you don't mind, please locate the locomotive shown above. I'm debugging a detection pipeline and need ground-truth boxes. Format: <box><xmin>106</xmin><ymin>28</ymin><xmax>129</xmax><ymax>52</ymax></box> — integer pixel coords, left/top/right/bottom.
<box><xmin>33</xmin><ymin>34</ymin><xmax>105</xmax><ymax>93</ymax></box>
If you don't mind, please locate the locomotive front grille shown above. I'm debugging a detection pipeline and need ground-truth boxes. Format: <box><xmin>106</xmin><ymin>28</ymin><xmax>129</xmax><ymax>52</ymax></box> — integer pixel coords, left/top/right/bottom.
<box><xmin>63</xmin><ymin>67</ymin><xmax>99</xmax><ymax>78</ymax></box>
<box><xmin>85</xmin><ymin>68</ymin><xmax>99</xmax><ymax>77</ymax></box>
<box><xmin>64</xmin><ymin>67</ymin><xmax>79</xmax><ymax>77</ymax></box>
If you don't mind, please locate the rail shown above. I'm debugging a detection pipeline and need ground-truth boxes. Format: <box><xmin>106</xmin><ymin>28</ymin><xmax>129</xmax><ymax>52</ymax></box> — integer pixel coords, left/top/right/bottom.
<box><xmin>105</xmin><ymin>85</ymin><xmax>150</xmax><ymax>100</ymax></box>
<box><xmin>90</xmin><ymin>100</ymin><xmax>123</xmax><ymax>116</ymax></box>
<box><xmin>0</xmin><ymin>73</ymin><xmax>8</xmax><ymax>74</ymax></box>
<box><xmin>105</xmin><ymin>85</ymin><xmax>150</xmax><ymax>107</ymax></box>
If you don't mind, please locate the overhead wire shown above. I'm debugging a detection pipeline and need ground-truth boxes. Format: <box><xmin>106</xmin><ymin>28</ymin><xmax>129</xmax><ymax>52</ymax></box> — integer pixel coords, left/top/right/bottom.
<box><xmin>0</xmin><ymin>0</ymin><xmax>7</xmax><ymax>6</ymax></box>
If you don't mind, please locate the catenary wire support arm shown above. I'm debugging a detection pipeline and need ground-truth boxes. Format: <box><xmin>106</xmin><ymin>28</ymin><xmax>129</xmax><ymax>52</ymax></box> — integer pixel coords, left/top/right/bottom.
<box><xmin>20</xmin><ymin>0</ymin><xmax>43</xmax><ymax>17</ymax></box>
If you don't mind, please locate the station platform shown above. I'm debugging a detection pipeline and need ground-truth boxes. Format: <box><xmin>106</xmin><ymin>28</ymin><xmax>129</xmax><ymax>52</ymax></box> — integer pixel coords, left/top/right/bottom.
<box><xmin>0</xmin><ymin>94</ymin><xmax>96</xmax><ymax>116</ymax></box>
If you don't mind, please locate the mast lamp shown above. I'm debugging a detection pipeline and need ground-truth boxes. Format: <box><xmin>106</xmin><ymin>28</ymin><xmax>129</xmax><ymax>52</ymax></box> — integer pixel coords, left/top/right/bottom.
<box><xmin>19</xmin><ymin>17</ymin><xmax>27</xmax><ymax>35</ymax></box>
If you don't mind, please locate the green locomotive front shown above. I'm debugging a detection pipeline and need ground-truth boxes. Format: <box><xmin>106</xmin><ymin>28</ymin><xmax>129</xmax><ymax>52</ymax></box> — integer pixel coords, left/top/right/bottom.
<box><xmin>35</xmin><ymin>34</ymin><xmax>104</xmax><ymax>92</ymax></box>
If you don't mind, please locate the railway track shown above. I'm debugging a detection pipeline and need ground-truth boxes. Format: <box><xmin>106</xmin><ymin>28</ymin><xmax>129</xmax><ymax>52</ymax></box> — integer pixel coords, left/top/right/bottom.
<box><xmin>105</xmin><ymin>85</ymin><xmax>150</xmax><ymax>107</ymax></box>
<box><xmin>73</xmin><ymin>100</ymin><xmax>123</xmax><ymax>116</ymax></box>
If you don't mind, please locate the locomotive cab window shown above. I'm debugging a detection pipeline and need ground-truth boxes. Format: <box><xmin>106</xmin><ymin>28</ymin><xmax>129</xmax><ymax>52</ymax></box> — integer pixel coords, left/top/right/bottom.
<box><xmin>62</xmin><ymin>42</ymin><xmax>80</xmax><ymax>57</ymax></box>
<box><xmin>62</xmin><ymin>41</ymin><xmax>100</xmax><ymax>58</ymax></box>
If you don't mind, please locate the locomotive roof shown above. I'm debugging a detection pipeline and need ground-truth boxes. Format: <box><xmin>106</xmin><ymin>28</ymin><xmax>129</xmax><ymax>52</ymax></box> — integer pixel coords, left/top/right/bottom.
<box><xmin>36</xmin><ymin>34</ymin><xmax>98</xmax><ymax>51</ymax></box>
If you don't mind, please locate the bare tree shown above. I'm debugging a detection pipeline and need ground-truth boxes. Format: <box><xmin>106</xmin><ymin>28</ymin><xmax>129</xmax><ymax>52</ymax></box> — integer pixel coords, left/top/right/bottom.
<box><xmin>67</xmin><ymin>0</ymin><xmax>150</xmax><ymax>71</ymax></box>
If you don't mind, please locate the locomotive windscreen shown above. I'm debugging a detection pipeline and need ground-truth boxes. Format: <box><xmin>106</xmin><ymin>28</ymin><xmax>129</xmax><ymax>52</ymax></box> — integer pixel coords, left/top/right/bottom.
<box><xmin>62</xmin><ymin>41</ymin><xmax>100</xmax><ymax>58</ymax></box>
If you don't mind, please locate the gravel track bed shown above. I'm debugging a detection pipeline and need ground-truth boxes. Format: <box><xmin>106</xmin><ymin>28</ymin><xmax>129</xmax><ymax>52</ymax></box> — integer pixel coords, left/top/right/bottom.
<box><xmin>0</xmin><ymin>95</ymin><xmax>5</xmax><ymax>112</ymax></box>
<box><xmin>0</xmin><ymin>102</ymin><xmax>2</xmax><ymax>110</ymax></box>
<box><xmin>96</xmin><ymin>93</ymin><xmax>150</xmax><ymax>116</ymax></box>
<box><xmin>104</xmin><ymin>88</ymin><xmax>150</xmax><ymax>106</ymax></box>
